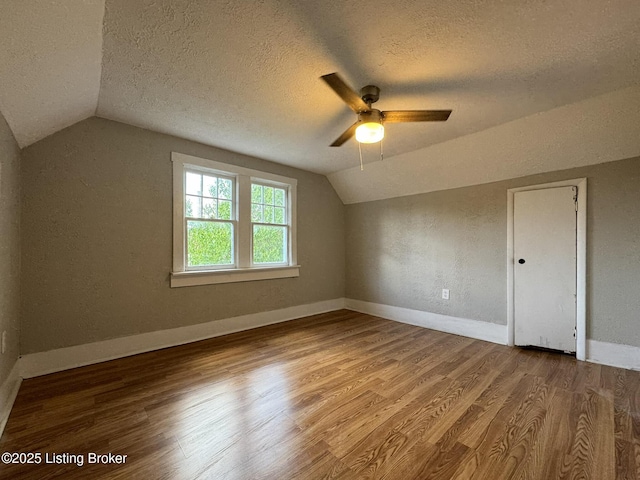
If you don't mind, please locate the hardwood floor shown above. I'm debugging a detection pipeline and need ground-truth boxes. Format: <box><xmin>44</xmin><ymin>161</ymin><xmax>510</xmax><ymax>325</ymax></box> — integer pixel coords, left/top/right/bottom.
<box><xmin>1</xmin><ymin>309</ymin><xmax>639</xmax><ymax>479</ymax></box>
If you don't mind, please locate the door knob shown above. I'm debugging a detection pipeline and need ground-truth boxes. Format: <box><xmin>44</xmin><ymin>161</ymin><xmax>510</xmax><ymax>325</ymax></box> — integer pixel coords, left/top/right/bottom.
<box><xmin>518</xmin><ymin>259</ymin><xmax>525</xmax><ymax>264</ymax></box>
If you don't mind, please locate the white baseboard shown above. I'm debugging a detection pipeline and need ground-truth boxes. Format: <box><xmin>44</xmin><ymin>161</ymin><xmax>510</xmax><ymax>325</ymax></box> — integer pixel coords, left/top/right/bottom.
<box><xmin>0</xmin><ymin>360</ymin><xmax>22</xmax><ymax>439</ymax></box>
<box><xmin>20</xmin><ymin>298</ymin><xmax>346</xmax><ymax>379</ymax></box>
<box><xmin>587</xmin><ymin>339</ymin><xmax>640</xmax><ymax>371</ymax></box>
<box><xmin>345</xmin><ymin>298</ymin><xmax>507</xmax><ymax>345</ymax></box>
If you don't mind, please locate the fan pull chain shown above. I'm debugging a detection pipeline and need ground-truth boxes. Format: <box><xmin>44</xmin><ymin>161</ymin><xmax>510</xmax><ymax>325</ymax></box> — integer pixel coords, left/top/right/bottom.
<box><xmin>358</xmin><ymin>142</ymin><xmax>364</xmax><ymax>171</ymax></box>
<box><xmin>380</xmin><ymin>136</ymin><xmax>384</xmax><ymax>162</ymax></box>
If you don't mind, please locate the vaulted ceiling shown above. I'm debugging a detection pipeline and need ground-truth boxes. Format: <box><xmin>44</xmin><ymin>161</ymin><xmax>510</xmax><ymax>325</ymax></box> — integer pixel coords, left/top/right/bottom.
<box><xmin>1</xmin><ymin>0</ymin><xmax>639</xmax><ymax>176</ymax></box>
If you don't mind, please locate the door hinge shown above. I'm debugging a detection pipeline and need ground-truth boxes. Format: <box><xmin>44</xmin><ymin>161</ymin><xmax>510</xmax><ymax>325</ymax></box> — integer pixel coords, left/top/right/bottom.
<box><xmin>572</xmin><ymin>186</ymin><xmax>578</xmax><ymax>211</ymax></box>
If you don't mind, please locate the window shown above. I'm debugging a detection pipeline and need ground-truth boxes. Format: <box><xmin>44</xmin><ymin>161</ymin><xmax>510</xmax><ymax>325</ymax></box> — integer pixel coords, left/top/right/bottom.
<box><xmin>251</xmin><ymin>183</ymin><xmax>288</xmax><ymax>265</ymax></box>
<box><xmin>171</xmin><ymin>152</ymin><xmax>298</xmax><ymax>287</ymax></box>
<box><xmin>185</xmin><ymin>171</ymin><xmax>235</xmax><ymax>268</ymax></box>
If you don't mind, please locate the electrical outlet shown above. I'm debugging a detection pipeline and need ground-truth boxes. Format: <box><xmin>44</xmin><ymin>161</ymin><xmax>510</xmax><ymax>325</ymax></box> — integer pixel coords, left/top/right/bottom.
<box><xmin>442</xmin><ymin>289</ymin><xmax>450</xmax><ymax>300</ymax></box>
<box><xmin>1</xmin><ymin>331</ymin><xmax>6</xmax><ymax>354</ymax></box>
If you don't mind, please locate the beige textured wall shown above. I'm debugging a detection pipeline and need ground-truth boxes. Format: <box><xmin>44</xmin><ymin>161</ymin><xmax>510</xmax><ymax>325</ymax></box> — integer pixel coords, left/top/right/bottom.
<box><xmin>346</xmin><ymin>156</ymin><xmax>640</xmax><ymax>347</ymax></box>
<box><xmin>20</xmin><ymin>117</ymin><xmax>345</xmax><ymax>354</ymax></box>
<box><xmin>347</xmin><ymin>182</ymin><xmax>506</xmax><ymax>324</ymax></box>
<box><xmin>0</xmin><ymin>110</ymin><xmax>21</xmax><ymax>384</ymax></box>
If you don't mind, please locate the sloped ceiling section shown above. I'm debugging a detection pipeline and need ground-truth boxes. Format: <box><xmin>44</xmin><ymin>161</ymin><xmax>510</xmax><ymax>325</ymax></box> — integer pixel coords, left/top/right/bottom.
<box><xmin>329</xmin><ymin>85</ymin><xmax>640</xmax><ymax>204</ymax></box>
<box><xmin>0</xmin><ymin>0</ymin><xmax>105</xmax><ymax>148</ymax></box>
<box><xmin>1</xmin><ymin>0</ymin><xmax>639</xmax><ymax>177</ymax></box>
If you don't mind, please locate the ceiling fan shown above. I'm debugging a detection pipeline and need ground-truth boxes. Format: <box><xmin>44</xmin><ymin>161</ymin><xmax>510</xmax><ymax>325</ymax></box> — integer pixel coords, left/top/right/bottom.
<box><xmin>321</xmin><ymin>72</ymin><xmax>452</xmax><ymax>147</ymax></box>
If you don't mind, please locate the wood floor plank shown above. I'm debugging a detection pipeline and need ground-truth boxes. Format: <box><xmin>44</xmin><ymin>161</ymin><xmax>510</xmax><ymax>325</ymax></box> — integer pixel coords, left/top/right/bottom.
<box><xmin>324</xmin><ymin>375</ymin><xmax>453</xmax><ymax>458</ymax></box>
<box><xmin>394</xmin><ymin>440</ymin><xmax>471</xmax><ymax>480</ymax></box>
<box><xmin>1</xmin><ymin>309</ymin><xmax>638</xmax><ymax>479</ymax></box>
<box><xmin>514</xmin><ymin>388</ymin><xmax>571</xmax><ymax>480</ymax></box>
<box><xmin>421</xmin><ymin>367</ymin><xmax>502</xmax><ymax>446</ymax></box>
<box><xmin>466</xmin><ymin>376</ymin><xmax>553</xmax><ymax>480</ymax></box>
<box><xmin>448</xmin><ymin>370</ymin><xmax>526</xmax><ymax>451</ymax></box>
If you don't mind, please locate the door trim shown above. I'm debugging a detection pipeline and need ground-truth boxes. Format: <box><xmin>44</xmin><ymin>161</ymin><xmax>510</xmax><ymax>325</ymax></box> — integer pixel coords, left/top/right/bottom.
<box><xmin>507</xmin><ymin>178</ymin><xmax>587</xmax><ymax>360</ymax></box>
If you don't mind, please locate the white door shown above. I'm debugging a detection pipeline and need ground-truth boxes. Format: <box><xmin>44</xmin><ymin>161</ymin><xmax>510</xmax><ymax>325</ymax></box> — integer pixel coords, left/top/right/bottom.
<box><xmin>514</xmin><ymin>186</ymin><xmax>577</xmax><ymax>353</ymax></box>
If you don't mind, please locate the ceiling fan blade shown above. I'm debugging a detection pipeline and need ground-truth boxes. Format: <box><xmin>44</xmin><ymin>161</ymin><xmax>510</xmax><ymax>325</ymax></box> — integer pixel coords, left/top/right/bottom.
<box><xmin>382</xmin><ymin>110</ymin><xmax>452</xmax><ymax>123</ymax></box>
<box><xmin>330</xmin><ymin>122</ymin><xmax>359</xmax><ymax>147</ymax></box>
<box><xmin>321</xmin><ymin>73</ymin><xmax>370</xmax><ymax>113</ymax></box>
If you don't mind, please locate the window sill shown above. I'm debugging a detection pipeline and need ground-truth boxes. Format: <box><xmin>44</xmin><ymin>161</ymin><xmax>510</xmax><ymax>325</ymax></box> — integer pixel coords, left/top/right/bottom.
<box><xmin>170</xmin><ymin>265</ymin><xmax>300</xmax><ymax>288</ymax></box>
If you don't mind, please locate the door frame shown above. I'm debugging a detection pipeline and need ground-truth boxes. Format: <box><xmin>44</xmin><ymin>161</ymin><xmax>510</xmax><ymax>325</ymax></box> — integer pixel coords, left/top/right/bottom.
<box><xmin>507</xmin><ymin>178</ymin><xmax>587</xmax><ymax>360</ymax></box>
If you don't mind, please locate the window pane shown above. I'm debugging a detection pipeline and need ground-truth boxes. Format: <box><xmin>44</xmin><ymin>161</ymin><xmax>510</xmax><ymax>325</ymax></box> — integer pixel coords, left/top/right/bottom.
<box><xmin>264</xmin><ymin>205</ymin><xmax>274</xmax><ymax>223</ymax></box>
<box><xmin>187</xmin><ymin>221</ymin><xmax>233</xmax><ymax>266</ymax></box>
<box><xmin>251</xmin><ymin>184</ymin><xmax>262</xmax><ymax>203</ymax></box>
<box><xmin>218</xmin><ymin>178</ymin><xmax>232</xmax><ymax>200</ymax></box>
<box><xmin>218</xmin><ymin>200</ymin><xmax>232</xmax><ymax>220</ymax></box>
<box><xmin>186</xmin><ymin>195</ymin><xmax>202</xmax><ymax>218</ymax></box>
<box><xmin>274</xmin><ymin>207</ymin><xmax>285</xmax><ymax>224</ymax></box>
<box><xmin>202</xmin><ymin>198</ymin><xmax>217</xmax><ymax>219</ymax></box>
<box><xmin>251</xmin><ymin>203</ymin><xmax>263</xmax><ymax>222</ymax></box>
<box><xmin>274</xmin><ymin>188</ymin><xmax>285</xmax><ymax>207</ymax></box>
<box><xmin>203</xmin><ymin>174</ymin><xmax>217</xmax><ymax>198</ymax></box>
<box><xmin>264</xmin><ymin>186</ymin><xmax>274</xmax><ymax>205</ymax></box>
<box><xmin>253</xmin><ymin>225</ymin><xmax>286</xmax><ymax>264</ymax></box>
<box><xmin>186</xmin><ymin>172</ymin><xmax>201</xmax><ymax>195</ymax></box>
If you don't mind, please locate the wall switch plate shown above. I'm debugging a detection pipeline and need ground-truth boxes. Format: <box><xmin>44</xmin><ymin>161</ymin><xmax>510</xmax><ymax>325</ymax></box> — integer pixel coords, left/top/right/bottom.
<box><xmin>1</xmin><ymin>331</ymin><xmax>6</xmax><ymax>354</ymax></box>
<box><xmin>442</xmin><ymin>289</ymin><xmax>450</xmax><ymax>300</ymax></box>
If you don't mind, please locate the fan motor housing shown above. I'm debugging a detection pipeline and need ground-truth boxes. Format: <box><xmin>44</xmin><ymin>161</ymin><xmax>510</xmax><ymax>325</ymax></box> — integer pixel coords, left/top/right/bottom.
<box><xmin>360</xmin><ymin>85</ymin><xmax>380</xmax><ymax>105</ymax></box>
<box><xmin>358</xmin><ymin>109</ymin><xmax>382</xmax><ymax>124</ymax></box>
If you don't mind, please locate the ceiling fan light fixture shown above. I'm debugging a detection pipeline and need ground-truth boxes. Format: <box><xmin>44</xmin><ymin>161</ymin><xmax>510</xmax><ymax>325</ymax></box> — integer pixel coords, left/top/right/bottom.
<box><xmin>320</xmin><ymin>73</ymin><xmax>451</xmax><ymax>147</ymax></box>
<box><xmin>355</xmin><ymin>121</ymin><xmax>384</xmax><ymax>143</ymax></box>
<box><xmin>355</xmin><ymin>109</ymin><xmax>384</xmax><ymax>144</ymax></box>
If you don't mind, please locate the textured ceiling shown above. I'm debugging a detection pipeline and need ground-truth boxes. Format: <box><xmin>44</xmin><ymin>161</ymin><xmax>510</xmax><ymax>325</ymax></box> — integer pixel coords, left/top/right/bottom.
<box><xmin>0</xmin><ymin>0</ymin><xmax>104</xmax><ymax>147</ymax></box>
<box><xmin>1</xmin><ymin>0</ymin><xmax>640</xmax><ymax>175</ymax></box>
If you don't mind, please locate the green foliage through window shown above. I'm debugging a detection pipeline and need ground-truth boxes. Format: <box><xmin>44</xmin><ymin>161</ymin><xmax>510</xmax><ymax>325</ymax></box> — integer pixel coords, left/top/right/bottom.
<box><xmin>253</xmin><ymin>225</ymin><xmax>286</xmax><ymax>264</ymax></box>
<box><xmin>182</xmin><ymin>170</ymin><xmax>293</xmax><ymax>268</ymax></box>
<box><xmin>251</xmin><ymin>184</ymin><xmax>286</xmax><ymax>225</ymax></box>
<box><xmin>251</xmin><ymin>183</ymin><xmax>288</xmax><ymax>264</ymax></box>
<box><xmin>187</xmin><ymin>221</ymin><xmax>233</xmax><ymax>267</ymax></box>
<box><xmin>185</xmin><ymin>170</ymin><xmax>236</xmax><ymax>267</ymax></box>
<box><xmin>186</xmin><ymin>171</ymin><xmax>233</xmax><ymax>220</ymax></box>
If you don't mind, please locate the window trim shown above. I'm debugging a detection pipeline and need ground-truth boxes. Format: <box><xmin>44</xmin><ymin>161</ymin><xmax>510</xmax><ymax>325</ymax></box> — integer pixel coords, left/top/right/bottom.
<box><xmin>171</xmin><ymin>152</ymin><xmax>299</xmax><ymax>287</ymax></box>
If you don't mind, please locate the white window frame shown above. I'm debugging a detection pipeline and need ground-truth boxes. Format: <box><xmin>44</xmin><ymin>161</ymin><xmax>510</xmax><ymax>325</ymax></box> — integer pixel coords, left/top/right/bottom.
<box><xmin>250</xmin><ymin>180</ymin><xmax>290</xmax><ymax>268</ymax></box>
<box><xmin>184</xmin><ymin>168</ymin><xmax>237</xmax><ymax>271</ymax></box>
<box><xmin>171</xmin><ymin>152</ymin><xmax>299</xmax><ymax>287</ymax></box>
